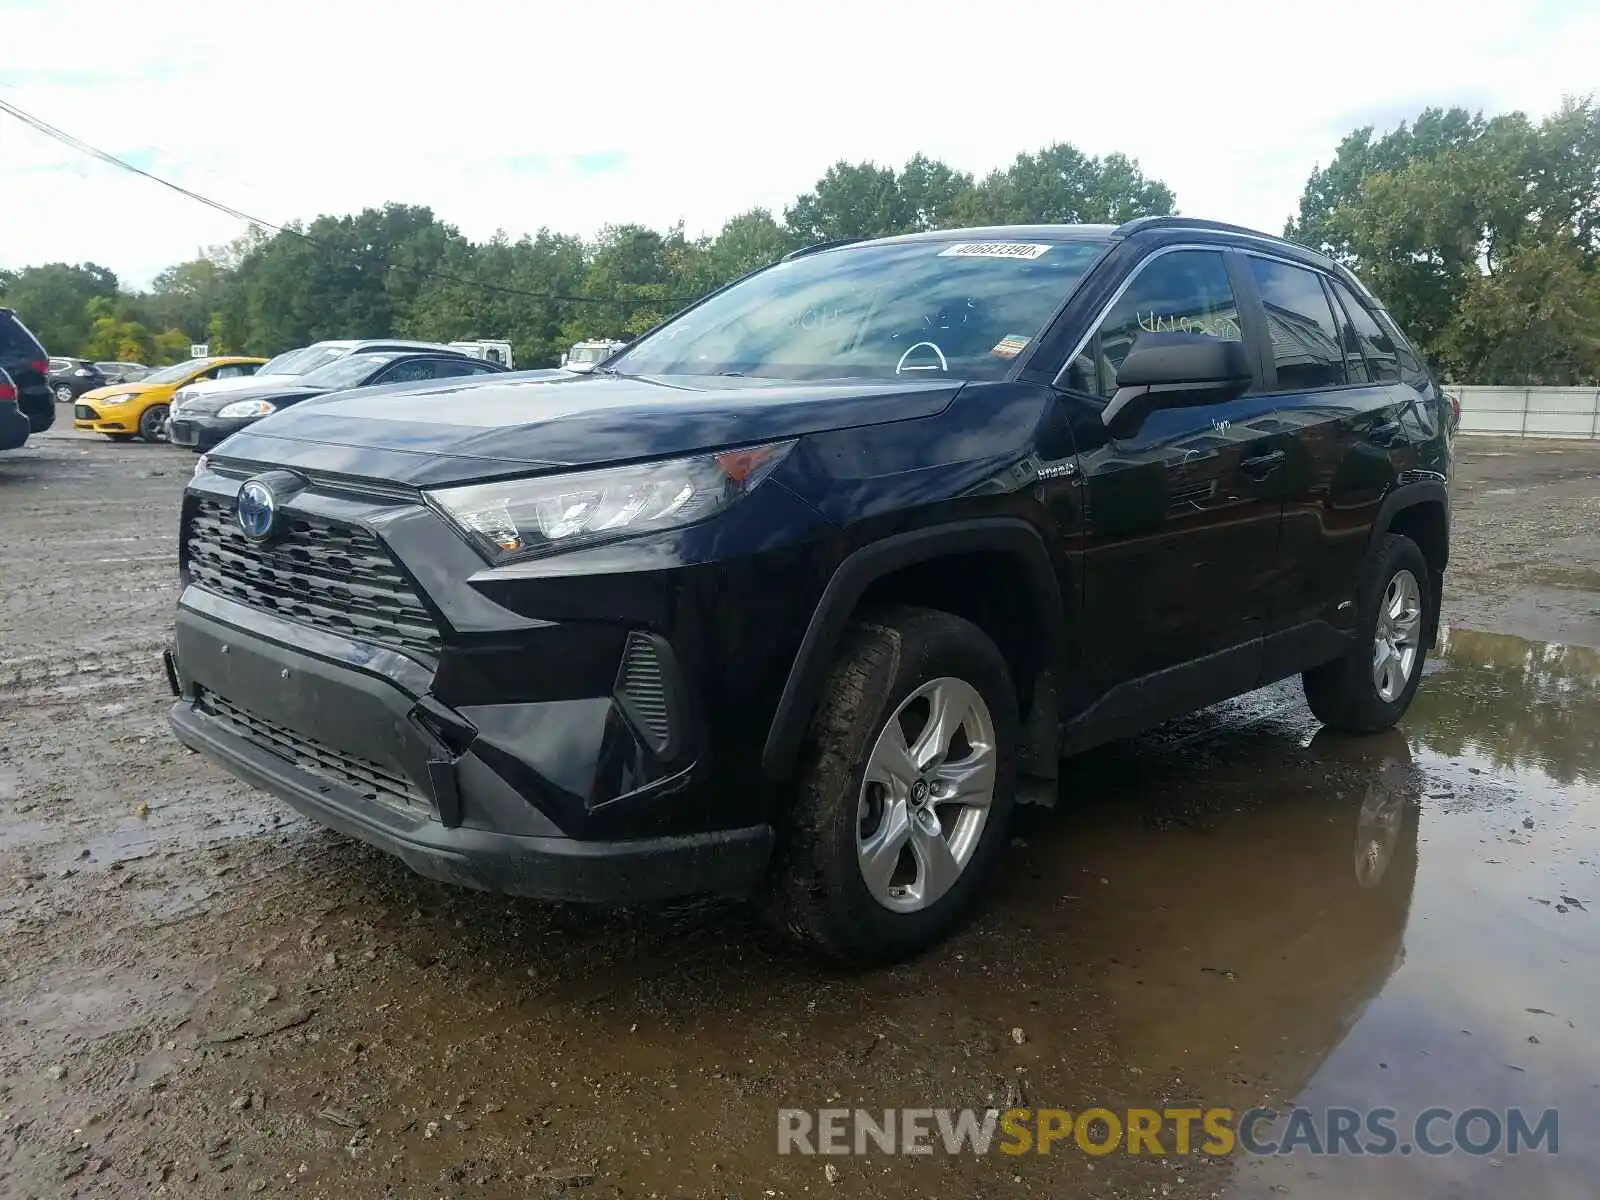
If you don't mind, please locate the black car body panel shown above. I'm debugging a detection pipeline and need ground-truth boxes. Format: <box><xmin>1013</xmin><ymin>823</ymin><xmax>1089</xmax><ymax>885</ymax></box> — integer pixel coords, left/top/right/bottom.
<box><xmin>0</xmin><ymin>309</ymin><xmax>54</xmax><ymax>432</ymax></box>
<box><xmin>166</xmin><ymin>218</ymin><xmax>1453</xmax><ymax>905</ymax></box>
<box><xmin>0</xmin><ymin>368</ymin><xmax>30</xmax><ymax>450</ymax></box>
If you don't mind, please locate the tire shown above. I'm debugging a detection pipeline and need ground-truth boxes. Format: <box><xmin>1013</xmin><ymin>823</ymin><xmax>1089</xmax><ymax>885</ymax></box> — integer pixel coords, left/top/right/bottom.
<box><xmin>766</xmin><ymin>606</ymin><xmax>1019</xmax><ymax>963</ymax></box>
<box><xmin>53</xmin><ymin>384</ymin><xmax>74</xmax><ymax>403</ymax></box>
<box><xmin>1303</xmin><ymin>533</ymin><xmax>1432</xmax><ymax>733</ymax></box>
<box><xmin>139</xmin><ymin>404</ymin><xmax>169</xmax><ymax>443</ymax></box>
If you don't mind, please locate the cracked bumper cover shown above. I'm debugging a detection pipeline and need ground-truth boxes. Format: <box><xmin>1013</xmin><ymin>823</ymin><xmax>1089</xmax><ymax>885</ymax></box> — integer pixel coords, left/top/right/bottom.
<box><xmin>164</xmin><ymin>601</ymin><xmax>773</xmax><ymax>903</ymax></box>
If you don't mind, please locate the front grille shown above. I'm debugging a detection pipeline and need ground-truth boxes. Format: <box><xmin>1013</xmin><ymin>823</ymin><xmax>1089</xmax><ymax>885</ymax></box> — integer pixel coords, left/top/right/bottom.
<box><xmin>198</xmin><ymin>689</ymin><xmax>430</xmax><ymax>812</ymax></box>
<box><xmin>185</xmin><ymin>495</ymin><xmax>441</xmax><ymax>659</ymax></box>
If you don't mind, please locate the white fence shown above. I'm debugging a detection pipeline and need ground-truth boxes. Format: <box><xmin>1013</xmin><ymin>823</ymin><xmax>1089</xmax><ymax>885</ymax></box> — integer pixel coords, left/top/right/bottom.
<box><xmin>1446</xmin><ymin>386</ymin><xmax>1600</xmax><ymax>440</ymax></box>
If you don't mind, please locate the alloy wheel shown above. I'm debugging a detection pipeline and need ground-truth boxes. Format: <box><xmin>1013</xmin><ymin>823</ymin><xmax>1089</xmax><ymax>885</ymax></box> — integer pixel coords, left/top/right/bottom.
<box><xmin>1372</xmin><ymin>568</ymin><xmax>1422</xmax><ymax>703</ymax></box>
<box><xmin>855</xmin><ymin>676</ymin><xmax>997</xmax><ymax>913</ymax></box>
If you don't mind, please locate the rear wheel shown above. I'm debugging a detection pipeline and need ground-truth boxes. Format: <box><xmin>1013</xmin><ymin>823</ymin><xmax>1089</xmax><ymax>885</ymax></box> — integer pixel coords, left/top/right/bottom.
<box><xmin>53</xmin><ymin>384</ymin><xmax>73</xmax><ymax>403</ymax></box>
<box><xmin>1304</xmin><ymin>534</ymin><xmax>1431</xmax><ymax>732</ymax></box>
<box><xmin>767</xmin><ymin>607</ymin><xmax>1018</xmax><ymax>962</ymax></box>
<box><xmin>138</xmin><ymin>404</ymin><xmax>169</xmax><ymax>443</ymax></box>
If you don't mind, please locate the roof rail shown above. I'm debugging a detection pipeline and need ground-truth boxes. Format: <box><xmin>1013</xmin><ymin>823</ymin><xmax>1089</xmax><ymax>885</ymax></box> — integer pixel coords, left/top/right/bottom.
<box><xmin>781</xmin><ymin>238</ymin><xmax>864</xmax><ymax>262</ymax></box>
<box><xmin>1113</xmin><ymin>215</ymin><xmax>1275</xmax><ymax>240</ymax></box>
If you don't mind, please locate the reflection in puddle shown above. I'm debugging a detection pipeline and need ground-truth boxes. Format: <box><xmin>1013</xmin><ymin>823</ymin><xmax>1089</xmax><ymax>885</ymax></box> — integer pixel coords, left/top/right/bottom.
<box><xmin>1217</xmin><ymin>624</ymin><xmax>1600</xmax><ymax>1199</ymax></box>
<box><xmin>1408</xmin><ymin>625</ymin><xmax>1600</xmax><ymax>786</ymax></box>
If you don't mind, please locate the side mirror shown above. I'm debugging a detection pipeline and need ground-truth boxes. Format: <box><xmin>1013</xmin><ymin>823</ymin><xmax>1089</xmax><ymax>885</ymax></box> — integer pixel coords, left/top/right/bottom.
<box><xmin>1103</xmin><ymin>332</ymin><xmax>1253</xmax><ymax>428</ymax></box>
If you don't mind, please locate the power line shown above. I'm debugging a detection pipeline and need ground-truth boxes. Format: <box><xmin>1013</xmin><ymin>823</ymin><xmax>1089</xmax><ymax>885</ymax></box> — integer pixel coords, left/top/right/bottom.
<box><xmin>0</xmin><ymin>97</ymin><xmax>698</xmax><ymax>307</ymax></box>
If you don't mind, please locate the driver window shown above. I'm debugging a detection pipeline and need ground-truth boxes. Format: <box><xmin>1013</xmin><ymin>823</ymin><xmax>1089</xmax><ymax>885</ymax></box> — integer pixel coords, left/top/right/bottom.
<box><xmin>1065</xmin><ymin>250</ymin><xmax>1241</xmax><ymax>399</ymax></box>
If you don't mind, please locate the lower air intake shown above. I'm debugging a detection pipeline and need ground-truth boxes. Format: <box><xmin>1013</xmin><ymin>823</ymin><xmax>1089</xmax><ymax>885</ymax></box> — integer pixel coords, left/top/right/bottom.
<box><xmin>614</xmin><ymin>631</ymin><xmax>676</xmax><ymax>758</ymax></box>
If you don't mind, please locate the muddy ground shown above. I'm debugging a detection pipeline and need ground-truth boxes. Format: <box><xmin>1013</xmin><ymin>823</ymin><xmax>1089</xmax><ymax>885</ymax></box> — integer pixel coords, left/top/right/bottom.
<box><xmin>2</xmin><ymin>414</ymin><xmax>1598</xmax><ymax>1199</ymax></box>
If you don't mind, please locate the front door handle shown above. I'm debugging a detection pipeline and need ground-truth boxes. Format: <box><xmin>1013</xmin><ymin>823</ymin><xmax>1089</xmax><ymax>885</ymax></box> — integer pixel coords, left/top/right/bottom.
<box><xmin>1240</xmin><ymin>449</ymin><xmax>1286</xmax><ymax>477</ymax></box>
<box><xmin>1370</xmin><ymin>420</ymin><xmax>1403</xmax><ymax>446</ymax></box>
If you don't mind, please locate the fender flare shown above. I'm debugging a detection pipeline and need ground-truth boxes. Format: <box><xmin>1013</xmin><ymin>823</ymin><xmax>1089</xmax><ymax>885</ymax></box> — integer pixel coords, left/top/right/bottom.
<box><xmin>1367</xmin><ymin>478</ymin><xmax>1450</xmax><ymax>648</ymax></box>
<box><xmin>1369</xmin><ymin>479</ymin><xmax>1450</xmax><ymax>565</ymax></box>
<box><xmin>760</xmin><ymin>518</ymin><xmax>1066</xmax><ymax>781</ymax></box>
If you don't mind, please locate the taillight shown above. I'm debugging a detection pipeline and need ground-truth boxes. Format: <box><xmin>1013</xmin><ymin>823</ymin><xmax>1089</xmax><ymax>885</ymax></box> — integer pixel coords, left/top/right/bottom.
<box><xmin>28</xmin><ymin>359</ymin><xmax>48</xmax><ymax>377</ymax></box>
<box><xmin>1451</xmin><ymin>395</ymin><xmax>1461</xmax><ymax>426</ymax></box>
<box><xmin>0</xmin><ymin>380</ymin><xmax>16</xmax><ymax>403</ymax></box>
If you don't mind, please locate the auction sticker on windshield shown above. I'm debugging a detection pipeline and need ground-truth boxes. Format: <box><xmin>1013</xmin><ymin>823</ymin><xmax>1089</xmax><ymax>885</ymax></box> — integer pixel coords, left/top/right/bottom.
<box><xmin>937</xmin><ymin>242</ymin><xmax>1051</xmax><ymax>259</ymax></box>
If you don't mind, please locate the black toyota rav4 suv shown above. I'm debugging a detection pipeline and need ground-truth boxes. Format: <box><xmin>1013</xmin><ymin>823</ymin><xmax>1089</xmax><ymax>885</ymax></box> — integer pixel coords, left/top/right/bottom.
<box><xmin>166</xmin><ymin>217</ymin><xmax>1451</xmax><ymax>961</ymax></box>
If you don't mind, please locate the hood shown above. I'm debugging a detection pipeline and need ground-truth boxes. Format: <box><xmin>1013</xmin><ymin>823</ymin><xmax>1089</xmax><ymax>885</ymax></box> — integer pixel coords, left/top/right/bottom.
<box><xmin>209</xmin><ymin>372</ymin><xmax>964</xmax><ymax>487</ymax></box>
<box><xmin>174</xmin><ymin>373</ymin><xmax>292</xmax><ymax>401</ymax></box>
<box><xmin>82</xmin><ymin>380</ymin><xmax>166</xmax><ymax>401</ymax></box>
<box><xmin>178</xmin><ymin>382</ymin><xmax>328</xmax><ymax>415</ymax></box>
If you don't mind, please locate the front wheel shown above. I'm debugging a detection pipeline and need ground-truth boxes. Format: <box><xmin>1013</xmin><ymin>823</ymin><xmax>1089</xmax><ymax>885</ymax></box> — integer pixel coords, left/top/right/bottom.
<box><xmin>138</xmin><ymin>404</ymin><xmax>169</xmax><ymax>443</ymax></box>
<box><xmin>766</xmin><ymin>606</ymin><xmax>1018</xmax><ymax>962</ymax></box>
<box><xmin>1304</xmin><ymin>533</ymin><xmax>1432</xmax><ymax>732</ymax></box>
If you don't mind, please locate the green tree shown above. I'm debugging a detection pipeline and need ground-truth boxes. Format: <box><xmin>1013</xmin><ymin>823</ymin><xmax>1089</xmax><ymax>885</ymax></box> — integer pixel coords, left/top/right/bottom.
<box><xmin>977</xmin><ymin>144</ymin><xmax>1176</xmax><ymax>225</ymax></box>
<box><xmin>0</xmin><ymin>262</ymin><xmax>119</xmax><ymax>355</ymax></box>
<box><xmin>1310</xmin><ymin>96</ymin><xmax>1600</xmax><ymax>382</ymax></box>
<box><xmin>786</xmin><ymin>161</ymin><xmax>910</xmax><ymax>242</ymax></box>
<box><xmin>1285</xmin><ymin>106</ymin><xmax>1486</xmax><ymax>260</ymax></box>
<box><xmin>706</xmin><ymin>209</ymin><xmax>799</xmax><ymax>279</ymax></box>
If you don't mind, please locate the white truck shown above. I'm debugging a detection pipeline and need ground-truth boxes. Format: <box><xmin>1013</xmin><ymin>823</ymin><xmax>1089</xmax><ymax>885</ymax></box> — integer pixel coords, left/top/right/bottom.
<box><xmin>447</xmin><ymin>340</ymin><xmax>515</xmax><ymax>369</ymax></box>
<box><xmin>560</xmin><ymin>339</ymin><xmax>627</xmax><ymax>373</ymax></box>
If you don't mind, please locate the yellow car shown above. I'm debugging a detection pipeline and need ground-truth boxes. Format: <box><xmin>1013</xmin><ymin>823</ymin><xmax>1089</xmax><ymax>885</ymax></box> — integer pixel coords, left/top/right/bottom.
<box><xmin>74</xmin><ymin>355</ymin><xmax>267</xmax><ymax>443</ymax></box>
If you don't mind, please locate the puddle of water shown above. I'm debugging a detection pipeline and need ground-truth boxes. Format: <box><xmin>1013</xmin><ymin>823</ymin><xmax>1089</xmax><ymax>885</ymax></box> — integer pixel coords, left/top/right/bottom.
<box><xmin>6</xmin><ymin>621</ymin><xmax>1595</xmax><ymax>1199</ymax></box>
<box><xmin>1218</xmin><ymin>623</ymin><xmax>1600</xmax><ymax>1198</ymax></box>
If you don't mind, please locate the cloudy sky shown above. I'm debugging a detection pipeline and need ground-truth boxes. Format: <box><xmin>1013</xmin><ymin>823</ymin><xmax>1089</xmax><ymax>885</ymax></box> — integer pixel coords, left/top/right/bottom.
<box><xmin>1</xmin><ymin>0</ymin><xmax>1595</xmax><ymax>289</ymax></box>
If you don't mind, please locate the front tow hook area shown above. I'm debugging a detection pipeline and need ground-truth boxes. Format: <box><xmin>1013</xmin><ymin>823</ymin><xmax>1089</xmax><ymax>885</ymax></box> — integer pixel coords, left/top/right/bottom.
<box><xmin>409</xmin><ymin>695</ymin><xmax>479</xmax><ymax>829</ymax></box>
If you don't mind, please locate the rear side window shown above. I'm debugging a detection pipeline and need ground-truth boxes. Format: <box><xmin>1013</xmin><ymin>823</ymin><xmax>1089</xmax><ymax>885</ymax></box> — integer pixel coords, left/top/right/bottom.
<box><xmin>1247</xmin><ymin>257</ymin><xmax>1346</xmax><ymax>390</ymax></box>
<box><xmin>1065</xmin><ymin>249</ymin><xmax>1242</xmax><ymax>399</ymax></box>
<box><xmin>1373</xmin><ymin>310</ymin><xmax>1429</xmax><ymax>385</ymax></box>
<box><xmin>434</xmin><ymin>359</ymin><xmax>496</xmax><ymax>377</ymax></box>
<box><xmin>0</xmin><ymin>314</ymin><xmax>45</xmax><ymax>360</ymax></box>
<box><xmin>379</xmin><ymin>360</ymin><xmax>442</xmax><ymax>384</ymax></box>
<box><xmin>1328</xmin><ymin>278</ymin><xmax>1402</xmax><ymax>383</ymax></box>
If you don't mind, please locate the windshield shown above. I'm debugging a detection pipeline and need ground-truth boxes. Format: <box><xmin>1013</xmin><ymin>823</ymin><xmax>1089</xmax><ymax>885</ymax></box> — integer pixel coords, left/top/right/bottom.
<box><xmin>142</xmin><ymin>358</ymin><xmax>208</xmax><ymax>384</ymax></box>
<box><xmin>609</xmin><ymin>238</ymin><xmax>1108</xmax><ymax>381</ymax></box>
<box><xmin>570</xmin><ymin>345</ymin><xmax>608</xmax><ymax>364</ymax></box>
<box><xmin>299</xmin><ymin>351</ymin><xmax>400</xmax><ymax>389</ymax></box>
<box><xmin>258</xmin><ymin>344</ymin><xmax>353</xmax><ymax>376</ymax></box>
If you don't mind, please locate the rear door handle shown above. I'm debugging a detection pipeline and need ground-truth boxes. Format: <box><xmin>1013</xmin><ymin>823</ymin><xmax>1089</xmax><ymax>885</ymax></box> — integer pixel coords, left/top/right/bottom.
<box><xmin>1240</xmin><ymin>449</ymin><xmax>1286</xmax><ymax>477</ymax></box>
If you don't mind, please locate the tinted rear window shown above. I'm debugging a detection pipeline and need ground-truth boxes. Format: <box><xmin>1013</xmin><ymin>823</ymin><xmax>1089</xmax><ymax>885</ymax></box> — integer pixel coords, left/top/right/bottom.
<box><xmin>0</xmin><ymin>314</ymin><xmax>45</xmax><ymax>360</ymax></box>
<box><xmin>1247</xmin><ymin>258</ymin><xmax>1346</xmax><ymax>390</ymax></box>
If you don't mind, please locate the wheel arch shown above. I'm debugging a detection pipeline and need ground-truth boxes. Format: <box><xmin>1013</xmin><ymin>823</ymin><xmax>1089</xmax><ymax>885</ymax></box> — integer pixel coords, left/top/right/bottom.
<box><xmin>760</xmin><ymin>519</ymin><xmax>1067</xmax><ymax>781</ymax></box>
<box><xmin>1369</xmin><ymin>481</ymin><xmax>1450</xmax><ymax>648</ymax></box>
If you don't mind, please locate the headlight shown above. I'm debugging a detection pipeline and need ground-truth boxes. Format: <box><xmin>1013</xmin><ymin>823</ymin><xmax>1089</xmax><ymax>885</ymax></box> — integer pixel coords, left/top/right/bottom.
<box><xmin>99</xmin><ymin>392</ymin><xmax>134</xmax><ymax>406</ymax></box>
<box><xmin>193</xmin><ymin>454</ymin><xmax>210</xmax><ymax>477</ymax></box>
<box><xmin>217</xmin><ymin>399</ymin><xmax>277</xmax><ymax>419</ymax></box>
<box><xmin>427</xmin><ymin>440</ymin><xmax>795</xmax><ymax>563</ymax></box>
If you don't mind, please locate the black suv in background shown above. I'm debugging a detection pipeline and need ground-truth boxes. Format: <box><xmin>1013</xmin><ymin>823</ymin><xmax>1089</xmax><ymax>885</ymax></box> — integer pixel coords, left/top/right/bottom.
<box><xmin>0</xmin><ymin>367</ymin><xmax>30</xmax><ymax>450</ymax></box>
<box><xmin>48</xmin><ymin>357</ymin><xmax>108</xmax><ymax>402</ymax></box>
<box><xmin>0</xmin><ymin>309</ymin><xmax>54</xmax><ymax>433</ymax></box>
<box><xmin>166</xmin><ymin>218</ymin><xmax>1452</xmax><ymax>962</ymax></box>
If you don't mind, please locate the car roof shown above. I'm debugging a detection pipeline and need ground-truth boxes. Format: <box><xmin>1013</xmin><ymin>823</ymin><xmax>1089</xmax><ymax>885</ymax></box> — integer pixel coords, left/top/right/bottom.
<box><xmin>317</xmin><ymin>339</ymin><xmax>459</xmax><ymax>352</ymax></box>
<box><xmin>800</xmin><ymin>217</ymin><xmax>1344</xmax><ymax>272</ymax></box>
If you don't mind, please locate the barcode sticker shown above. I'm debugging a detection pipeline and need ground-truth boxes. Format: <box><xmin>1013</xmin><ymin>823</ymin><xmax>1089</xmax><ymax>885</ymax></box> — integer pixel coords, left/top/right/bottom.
<box><xmin>937</xmin><ymin>242</ymin><xmax>1051</xmax><ymax>260</ymax></box>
